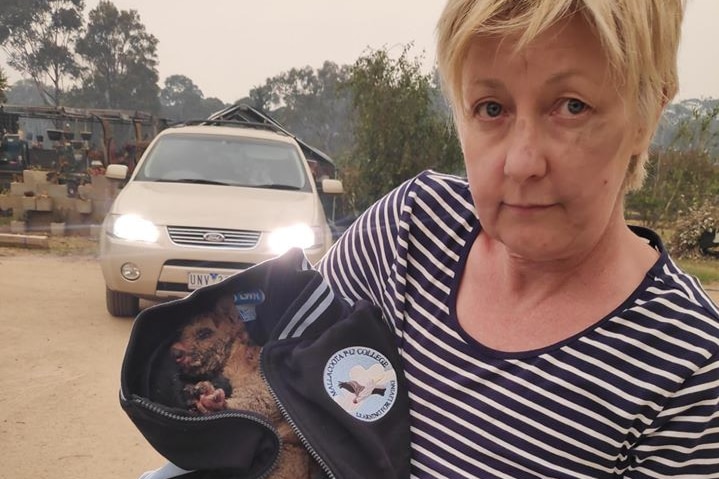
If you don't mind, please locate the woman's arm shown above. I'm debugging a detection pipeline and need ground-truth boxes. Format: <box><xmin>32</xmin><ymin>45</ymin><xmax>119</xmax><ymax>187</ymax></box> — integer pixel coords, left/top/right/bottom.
<box><xmin>627</xmin><ymin>352</ymin><xmax>719</xmax><ymax>477</ymax></box>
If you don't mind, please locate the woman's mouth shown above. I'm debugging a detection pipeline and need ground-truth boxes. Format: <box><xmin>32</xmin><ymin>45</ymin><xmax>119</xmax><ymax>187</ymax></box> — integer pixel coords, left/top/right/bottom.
<box><xmin>501</xmin><ymin>203</ymin><xmax>560</xmax><ymax>219</ymax></box>
<box><xmin>503</xmin><ymin>202</ymin><xmax>555</xmax><ymax>212</ymax></box>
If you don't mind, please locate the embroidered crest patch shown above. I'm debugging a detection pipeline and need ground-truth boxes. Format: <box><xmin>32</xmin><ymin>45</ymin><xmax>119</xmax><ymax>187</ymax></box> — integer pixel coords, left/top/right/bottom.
<box><xmin>323</xmin><ymin>347</ymin><xmax>398</xmax><ymax>422</ymax></box>
<box><xmin>233</xmin><ymin>289</ymin><xmax>265</xmax><ymax>323</ymax></box>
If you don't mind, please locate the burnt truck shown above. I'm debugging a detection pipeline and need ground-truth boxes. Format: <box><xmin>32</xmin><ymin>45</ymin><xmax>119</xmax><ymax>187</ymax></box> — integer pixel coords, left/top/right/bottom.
<box><xmin>0</xmin><ymin>105</ymin><xmax>167</xmax><ymax>192</ymax></box>
<box><xmin>0</xmin><ymin>132</ymin><xmax>29</xmax><ymax>173</ymax></box>
<box><xmin>0</xmin><ymin>110</ymin><xmax>28</xmax><ymax>179</ymax></box>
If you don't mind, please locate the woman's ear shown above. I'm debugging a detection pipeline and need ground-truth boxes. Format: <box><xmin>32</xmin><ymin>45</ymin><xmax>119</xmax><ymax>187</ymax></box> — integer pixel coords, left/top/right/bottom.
<box><xmin>632</xmin><ymin>95</ymin><xmax>668</xmax><ymax>157</ymax></box>
<box><xmin>632</xmin><ymin>123</ymin><xmax>654</xmax><ymax>158</ymax></box>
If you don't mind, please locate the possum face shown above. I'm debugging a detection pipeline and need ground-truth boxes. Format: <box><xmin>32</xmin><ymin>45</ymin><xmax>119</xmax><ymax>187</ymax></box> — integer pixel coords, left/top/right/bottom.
<box><xmin>170</xmin><ymin>312</ymin><xmax>237</xmax><ymax>377</ymax></box>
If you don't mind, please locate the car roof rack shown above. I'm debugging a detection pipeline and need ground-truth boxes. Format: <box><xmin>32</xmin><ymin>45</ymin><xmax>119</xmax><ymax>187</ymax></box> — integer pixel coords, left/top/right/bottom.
<box><xmin>207</xmin><ymin>103</ymin><xmax>337</xmax><ymax>169</ymax></box>
<box><xmin>171</xmin><ymin>118</ymin><xmax>287</xmax><ymax>134</ymax></box>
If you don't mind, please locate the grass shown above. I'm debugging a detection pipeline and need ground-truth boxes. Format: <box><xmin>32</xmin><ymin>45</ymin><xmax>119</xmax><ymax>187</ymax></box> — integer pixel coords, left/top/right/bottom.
<box><xmin>0</xmin><ymin>211</ymin><xmax>100</xmax><ymax>256</ymax></box>
<box><xmin>47</xmin><ymin>235</ymin><xmax>100</xmax><ymax>257</ymax></box>
<box><xmin>634</xmin><ymin>223</ymin><xmax>719</xmax><ymax>285</ymax></box>
<box><xmin>0</xmin><ymin>233</ymin><xmax>99</xmax><ymax>257</ymax></box>
<box><xmin>675</xmin><ymin>259</ymin><xmax>719</xmax><ymax>286</ymax></box>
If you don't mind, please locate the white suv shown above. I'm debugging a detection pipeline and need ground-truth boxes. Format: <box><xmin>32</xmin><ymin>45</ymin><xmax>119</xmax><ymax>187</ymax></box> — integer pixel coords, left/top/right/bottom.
<box><xmin>99</xmin><ymin>121</ymin><xmax>343</xmax><ymax>317</ymax></box>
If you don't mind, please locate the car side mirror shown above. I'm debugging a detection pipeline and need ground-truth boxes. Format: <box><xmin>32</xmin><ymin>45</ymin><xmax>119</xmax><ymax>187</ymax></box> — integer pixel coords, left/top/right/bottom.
<box><xmin>321</xmin><ymin>178</ymin><xmax>343</xmax><ymax>194</ymax></box>
<box><xmin>106</xmin><ymin>164</ymin><xmax>128</xmax><ymax>180</ymax></box>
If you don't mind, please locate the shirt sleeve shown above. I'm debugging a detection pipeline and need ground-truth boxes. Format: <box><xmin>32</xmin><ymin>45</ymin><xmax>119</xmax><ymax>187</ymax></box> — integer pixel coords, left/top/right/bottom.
<box><xmin>317</xmin><ymin>175</ymin><xmax>417</xmax><ymax>333</ymax></box>
<box><xmin>626</xmin><ymin>351</ymin><xmax>719</xmax><ymax>477</ymax></box>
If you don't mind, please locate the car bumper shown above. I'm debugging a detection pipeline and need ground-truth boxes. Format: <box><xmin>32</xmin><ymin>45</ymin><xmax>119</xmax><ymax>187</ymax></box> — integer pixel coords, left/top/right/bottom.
<box><xmin>99</xmin><ymin>230</ymin><xmax>328</xmax><ymax>300</ymax></box>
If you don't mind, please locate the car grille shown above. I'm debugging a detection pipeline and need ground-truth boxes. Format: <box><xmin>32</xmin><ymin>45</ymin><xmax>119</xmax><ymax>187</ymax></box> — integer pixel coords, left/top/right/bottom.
<box><xmin>167</xmin><ymin>226</ymin><xmax>261</xmax><ymax>248</ymax></box>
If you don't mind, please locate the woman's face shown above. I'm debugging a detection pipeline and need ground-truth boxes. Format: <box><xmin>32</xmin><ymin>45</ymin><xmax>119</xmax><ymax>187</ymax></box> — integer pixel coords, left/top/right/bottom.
<box><xmin>457</xmin><ymin>15</ymin><xmax>649</xmax><ymax>262</ymax></box>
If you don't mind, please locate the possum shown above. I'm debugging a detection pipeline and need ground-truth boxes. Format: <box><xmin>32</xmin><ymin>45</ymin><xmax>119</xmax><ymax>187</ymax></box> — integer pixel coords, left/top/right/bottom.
<box><xmin>169</xmin><ymin>294</ymin><xmax>312</xmax><ymax>479</ymax></box>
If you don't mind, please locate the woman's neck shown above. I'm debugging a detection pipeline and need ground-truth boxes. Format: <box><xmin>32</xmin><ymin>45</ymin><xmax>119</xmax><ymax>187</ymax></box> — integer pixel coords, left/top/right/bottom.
<box><xmin>485</xmin><ymin>218</ymin><xmax>655</xmax><ymax>299</ymax></box>
<box><xmin>457</xmin><ymin>218</ymin><xmax>659</xmax><ymax>352</ymax></box>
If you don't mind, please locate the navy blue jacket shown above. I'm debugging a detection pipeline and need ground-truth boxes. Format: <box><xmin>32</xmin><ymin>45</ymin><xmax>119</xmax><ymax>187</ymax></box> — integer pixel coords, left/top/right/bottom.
<box><xmin>120</xmin><ymin>248</ymin><xmax>410</xmax><ymax>479</ymax></box>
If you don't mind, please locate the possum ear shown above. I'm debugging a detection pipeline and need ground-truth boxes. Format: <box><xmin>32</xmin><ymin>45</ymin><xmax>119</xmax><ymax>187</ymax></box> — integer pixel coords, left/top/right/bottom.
<box><xmin>214</xmin><ymin>294</ymin><xmax>239</xmax><ymax>322</ymax></box>
<box><xmin>210</xmin><ymin>313</ymin><xmax>224</xmax><ymax>329</ymax></box>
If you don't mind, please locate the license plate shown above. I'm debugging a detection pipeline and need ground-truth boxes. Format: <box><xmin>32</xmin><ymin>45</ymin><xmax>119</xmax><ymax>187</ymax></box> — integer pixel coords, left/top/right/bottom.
<box><xmin>188</xmin><ymin>272</ymin><xmax>233</xmax><ymax>290</ymax></box>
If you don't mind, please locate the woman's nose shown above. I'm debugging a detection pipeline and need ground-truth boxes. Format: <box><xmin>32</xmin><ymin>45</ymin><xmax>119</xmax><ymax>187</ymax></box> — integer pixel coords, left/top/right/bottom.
<box><xmin>504</xmin><ymin>117</ymin><xmax>547</xmax><ymax>181</ymax></box>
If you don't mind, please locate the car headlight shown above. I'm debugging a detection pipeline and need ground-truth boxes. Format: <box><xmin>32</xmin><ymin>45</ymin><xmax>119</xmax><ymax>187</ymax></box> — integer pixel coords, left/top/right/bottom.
<box><xmin>268</xmin><ymin>223</ymin><xmax>322</xmax><ymax>254</ymax></box>
<box><xmin>105</xmin><ymin>214</ymin><xmax>160</xmax><ymax>243</ymax></box>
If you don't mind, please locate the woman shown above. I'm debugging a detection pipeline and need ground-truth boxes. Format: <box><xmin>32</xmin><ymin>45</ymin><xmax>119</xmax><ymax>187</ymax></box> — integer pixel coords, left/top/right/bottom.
<box><xmin>318</xmin><ymin>0</ymin><xmax>719</xmax><ymax>477</ymax></box>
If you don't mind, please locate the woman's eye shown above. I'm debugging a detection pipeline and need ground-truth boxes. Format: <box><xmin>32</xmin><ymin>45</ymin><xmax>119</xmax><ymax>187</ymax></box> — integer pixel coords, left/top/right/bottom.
<box><xmin>475</xmin><ymin>101</ymin><xmax>504</xmax><ymax>118</ymax></box>
<box><xmin>562</xmin><ymin>98</ymin><xmax>589</xmax><ymax>115</ymax></box>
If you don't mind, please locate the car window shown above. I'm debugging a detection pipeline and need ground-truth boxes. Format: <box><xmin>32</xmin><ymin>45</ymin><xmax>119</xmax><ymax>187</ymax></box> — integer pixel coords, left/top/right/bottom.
<box><xmin>134</xmin><ymin>134</ymin><xmax>310</xmax><ymax>191</ymax></box>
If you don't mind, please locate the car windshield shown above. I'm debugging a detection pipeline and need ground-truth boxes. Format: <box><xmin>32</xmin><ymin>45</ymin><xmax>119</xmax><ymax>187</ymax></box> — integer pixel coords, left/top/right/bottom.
<box><xmin>133</xmin><ymin>134</ymin><xmax>310</xmax><ymax>191</ymax></box>
<box><xmin>1</xmin><ymin>138</ymin><xmax>22</xmax><ymax>159</ymax></box>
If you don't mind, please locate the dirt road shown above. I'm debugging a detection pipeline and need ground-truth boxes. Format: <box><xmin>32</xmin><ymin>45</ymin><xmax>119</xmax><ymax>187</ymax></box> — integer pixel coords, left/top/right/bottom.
<box><xmin>0</xmin><ymin>248</ymin><xmax>165</xmax><ymax>478</ymax></box>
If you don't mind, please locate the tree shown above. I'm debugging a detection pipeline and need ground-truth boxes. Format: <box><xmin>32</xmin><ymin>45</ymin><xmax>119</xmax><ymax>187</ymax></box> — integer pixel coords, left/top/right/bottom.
<box><xmin>74</xmin><ymin>1</ymin><xmax>160</xmax><ymax>113</ymax></box>
<box><xmin>626</xmin><ymin>103</ymin><xmax>719</xmax><ymax>227</ymax></box>
<box><xmin>202</xmin><ymin>97</ymin><xmax>227</xmax><ymax>118</ymax></box>
<box><xmin>0</xmin><ymin>0</ymin><xmax>84</xmax><ymax>106</ymax></box>
<box><xmin>342</xmin><ymin>45</ymin><xmax>463</xmax><ymax>211</ymax></box>
<box><xmin>250</xmin><ymin>61</ymin><xmax>354</xmax><ymax>159</ymax></box>
<box><xmin>160</xmin><ymin>74</ymin><xmax>228</xmax><ymax>121</ymax></box>
<box><xmin>6</xmin><ymin>79</ymin><xmax>47</xmax><ymax>106</ymax></box>
<box><xmin>244</xmin><ymin>83</ymin><xmax>277</xmax><ymax>113</ymax></box>
<box><xmin>0</xmin><ymin>0</ymin><xmax>39</xmax><ymax>43</ymax></box>
<box><xmin>0</xmin><ymin>68</ymin><xmax>8</xmax><ymax>103</ymax></box>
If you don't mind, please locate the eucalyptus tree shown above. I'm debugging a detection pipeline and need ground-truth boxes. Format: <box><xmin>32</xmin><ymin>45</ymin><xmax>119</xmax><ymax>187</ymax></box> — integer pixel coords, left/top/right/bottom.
<box><xmin>74</xmin><ymin>0</ymin><xmax>160</xmax><ymax>113</ymax></box>
<box><xmin>0</xmin><ymin>0</ymin><xmax>84</xmax><ymax>106</ymax></box>
<box><xmin>627</xmin><ymin>101</ymin><xmax>719</xmax><ymax>227</ymax></box>
<box><xmin>5</xmin><ymin>79</ymin><xmax>46</xmax><ymax>106</ymax></box>
<box><xmin>160</xmin><ymin>74</ymin><xmax>228</xmax><ymax>121</ymax></box>
<box><xmin>0</xmin><ymin>68</ymin><xmax>8</xmax><ymax>103</ymax></box>
<box><xmin>343</xmin><ymin>45</ymin><xmax>462</xmax><ymax>211</ymax></box>
<box><xmin>245</xmin><ymin>62</ymin><xmax>353</xmax><ymax>160</ymax></box>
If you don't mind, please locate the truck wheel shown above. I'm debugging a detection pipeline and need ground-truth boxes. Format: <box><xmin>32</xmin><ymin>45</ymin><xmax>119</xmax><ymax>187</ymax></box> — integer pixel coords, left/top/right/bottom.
<box><xmin>106</xmin><ymin>287</ymin><xmax>139</xmax><ymax>317</ymax></box>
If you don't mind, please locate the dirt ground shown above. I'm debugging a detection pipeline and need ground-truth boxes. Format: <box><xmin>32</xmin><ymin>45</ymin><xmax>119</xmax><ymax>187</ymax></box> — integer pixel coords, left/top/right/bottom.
<box><xmin>0</xmin><ymin>244</ymin><xmax>165</xmax><ymax>478</ymax></box>
<box><xmin>2</xmin><ymin>240</ymin><xmax>718</xmax><ymax>479</ymax></box>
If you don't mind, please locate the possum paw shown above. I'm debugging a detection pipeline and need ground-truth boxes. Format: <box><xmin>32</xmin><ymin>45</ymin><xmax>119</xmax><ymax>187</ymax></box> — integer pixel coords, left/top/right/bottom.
<box><xmin>185</xmin><ymin>380</ymin><xmax>227</xmax><ymax>414</ymax></box>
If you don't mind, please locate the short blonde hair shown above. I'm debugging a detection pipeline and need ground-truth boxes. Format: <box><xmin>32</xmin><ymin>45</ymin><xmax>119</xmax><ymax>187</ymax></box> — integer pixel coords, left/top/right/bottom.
<box><xmin>436</xmin><ymin>0</ymin><xmax>685</xmax><ymax>191</ymax></box>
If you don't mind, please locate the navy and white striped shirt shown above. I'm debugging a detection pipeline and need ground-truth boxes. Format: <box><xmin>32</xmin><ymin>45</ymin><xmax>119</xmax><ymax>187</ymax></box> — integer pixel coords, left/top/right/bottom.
<box><xmin>317</xmin><ymin>170</ymin><xmax>719</xmax><ymax>478</ymax></box>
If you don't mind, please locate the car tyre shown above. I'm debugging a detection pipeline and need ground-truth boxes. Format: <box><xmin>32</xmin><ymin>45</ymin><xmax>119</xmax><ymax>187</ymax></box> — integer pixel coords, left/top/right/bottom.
<box><xmin>106</xmin><ymin>287</ymin><xmax>140</xmax><ymax>317</ymax></box>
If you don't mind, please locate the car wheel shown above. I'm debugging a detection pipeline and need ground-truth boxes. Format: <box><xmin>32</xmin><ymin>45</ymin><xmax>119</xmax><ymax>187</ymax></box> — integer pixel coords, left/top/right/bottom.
<box><xmin>106</xmin><ymin>287</ymin><xmax>140</xmax><ymax>317</ymax></box>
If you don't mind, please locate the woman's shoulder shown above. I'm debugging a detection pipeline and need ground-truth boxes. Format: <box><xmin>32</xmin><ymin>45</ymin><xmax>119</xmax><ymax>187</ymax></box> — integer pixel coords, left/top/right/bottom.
<box><xmin>399</xmin><ymin>169</ymin><xmax>475</xmax><ymax>214</ymax></box>
<box><xmin>630</xmin><ymin>225</ymin><xmax>719</xmax><ymax>331</ymax></box>
<box><xmin>649</xmin><ymin>260</ymin><xmax>719</xmax><ymax>318</ymax></box>
<box><xmin>411</xmin><ymin>169</ymin><xmax>471</xmax><ymax>194</ymax></box>
<box><xmin>360</xmin><ymin>169</ymin><xmax>475</xmax><ymax>231</ymax></box>
<box><xmin>638</xmin><ymin>263</ymin><xmax>719</xmax><ymax>360</ymax></box>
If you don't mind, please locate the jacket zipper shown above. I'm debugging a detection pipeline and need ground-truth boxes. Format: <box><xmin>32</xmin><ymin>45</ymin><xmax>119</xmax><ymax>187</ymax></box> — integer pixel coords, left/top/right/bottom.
<box><xmin>129</xmin><ymin>395</ymin><xmax>282</xmax><ymax>479</ymax></box>
<box><xmin>259</xmin><ymin>354</ymin><xmax>337</xmax><ymax>479</ymax></box>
